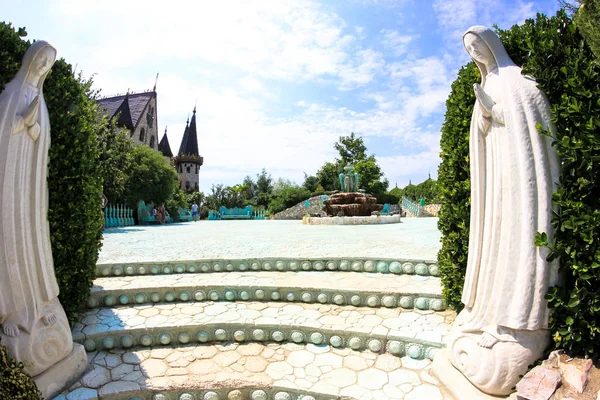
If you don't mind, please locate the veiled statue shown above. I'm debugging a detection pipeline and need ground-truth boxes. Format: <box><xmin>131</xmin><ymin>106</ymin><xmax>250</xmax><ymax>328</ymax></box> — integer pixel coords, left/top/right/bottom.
<box><xmin>435</xmin><ymin>26</ymin><xmax>561</xmax><ymax>397</ymax></box>
<box><xmin>0</xmin><ymin>40</ymin><xmax>80</xmax><ymax>390</ymax></box>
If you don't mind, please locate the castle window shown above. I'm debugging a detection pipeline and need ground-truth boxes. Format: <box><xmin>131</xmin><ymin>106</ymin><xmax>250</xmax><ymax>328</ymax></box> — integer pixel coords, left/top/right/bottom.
<box><xmin>186</xmin><ymin>166</ymin><xmax>190</xmax><ymax>174</ymax></box>
<box><xmin>186</xmin><ymin>181</ymin><xmax>191</xmax><ymax>189</ymax></box>
<box><xmin>149</xmin><ymin>135</ymin><xmax>155</xmax><ymax>148</ymax></box>
<box><xmin>139</xmin><ymin>128</ymin><xmax>146</xmax><ymax>142</ymax></box>
<box><xmin>195</xmin><ymin>182</ymin><xmax>199</xmax><ymax>189</ymax></box>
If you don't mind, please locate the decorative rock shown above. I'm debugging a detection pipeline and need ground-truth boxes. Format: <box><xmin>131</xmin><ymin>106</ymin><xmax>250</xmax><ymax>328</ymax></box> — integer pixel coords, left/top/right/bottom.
<box><xmin>291</xmin><ymin>332</ymin><xmax>305</xmax><ymax>343</ymax></box>
<box><xmin>310</xmin><ymin>332</ymin><xmax>324</xmax><ymax>345</ymax></box>
<box><xmin>204</xmin><ymin>392</ymin><xmax>219</xmax><ymax>400</ymax></box>
<box><xmin>426</xmin><ymin>347</ymin><xmax>438</xmax><ymax>360</ymax></box>
<box><xmin>271</xmin><ymin>291</ymin><xmax>281</xmax><ymax>300</ymax></box>
<box><xmin>125</xmin><ymin>265</ymin><xmax>136</xmax><ymax>275</ymax></box>
<box><xmin>135</xmin><ymin>293</ymin><xmax>146</xmax><ymax>304</ymax></box>
<box><xmin>516</xmin><ymin>366</ymin><xmax>561</xmax><ymax>400</ymax></box>
<box><xmin>382</xmin><ymin>296</ymin><xmax>395</xmax><ymax>308</ymax></box>
<box><xmin>407</xmin><ymin>344</ymin><xmax>423</xmax><ymax>359</ymax></box>
<box><xmin>389</xmin><ymin>261</ymin><xmax>402</xmax><ymax>274</ymax></box>
<box><xmin>197</xmin><ymin>331</ymin><xmax>209</xmax><ymax>342</ymax></box>
<box><xmin>139</xmin><ymin>334</ymin><xmax>153</xmax><ymax>346</ymax></box>
<box><xmin>402</xmin><ymin>262</ymin><xmax>415</xmax><ymax>274</ymax></box>
<box><xmin>429</xmin><ymin>264</ymin><xmax>440</xmax><ymax>276</ymax></box>
<box><xmin>326</xmin><ymin>261</ymin><xmax>337</xmax><ymax>270</ymax></box>
<box><xmin>187</xmin><ymin>264</ymin><xmax>197</xmax><ymax>272</ymax></box>
<box><xmin>113</xmin><ymin>266</ymin><xmax>123</xmax><ymax>276</ymax></box>
<box><xmin>333</xmin><ymin>294</ymin><xmax>345</xmax><ymax>305</ymax></box>
<box><xmin>271</xmin><ymin>331</ymin><xmax>285</xmax><ymax>342</ymax></box>
<box><xmin>83</xmin><ymin>339</ymin><xmax>96</xmax><ymax>352</ymax></box>
<box><xmin>87</xmin><ymin>296</ymin><xmax>99</xmax><ymax>308</ymax></box>
<box><xmin>263</xmin><ymin>261</ymin><xmax>272</xmax><ymax>270</ymax></box>
<box><xmin>352</xmin><ymin>261</ymin><xmax>363</xmax><ymax>271</ymax></box>
<box><xmin>120</xmin><ymin>335</ymin><xmax>134</xmax><ymax>348</ymax></box>
<box><xmin>364</xmin><ymin>260</ymin><xmax>376</xmax><ymax>272</ymax></box>
<box><xmin>349</xmin><ymin>337</ymin><xmax>362</xmax><ymax>350</ymax></box>
<box><xmin>209</xmin><ymin>291</ymin><xmax>220</xmax><ymax>301</ymax></box>
<box><xmin>158</xmin><ymin>333</ymin><xmax>171</xmax><ymax>345</ymax></box>
<box><xmin>313</xmin><ymin>261</ymin><xmax>324</xmax><ymax>270</ymax></box>
<box><xmin>178</xmin><ymin>332</ymin><xmax>191</xmax><ymax>344</ymax></box>
<box><xmin>376</xmin><ymin>261</ymin><xmax>389</xmax><ymax>273</ymax></box>
<box><xmin>239</xmin><ymin>290</ymin><xmax>250</xmax><ymax>300</ymax></box>
<box><xmin>118</xmin><ymin>294</ymin><xmax>129</xmax><ymax>305</ymax></box>
<box><xmin>253</xmin><ymin>329</ymin><xmax>266</xmax><ymax>341</ymax></box>
<box><xmin>276</xmin><ymin>260</ymin><xmax>286</xmax><ymax>270</ymax></box>
<box><xmin>415</xmin><ymin>263</ymin><xmax>429</xmax><ymax>275</ymax></box>
<box><xmin>151</xmin><ymin>265</ymin><xmax>160</xmax><ymax>274</ymax></box>
<box><xmin>164</xmin><ymin>292</ymin><xmax>175</xmax><ymax>302</ymax></box>
<box><xmin>150</xmin><ymin>292</ymin><xmax>161</xmax><ymax>303</ymax></box>
<box><xmin>369</xmin><ymin>339</ymin><xmax>383</xmax><ymax>352</ymax></box>
<box><xmin>179</xmin><ymin>291</ymin><xmax>191</xmax><ymax>301</ymax></box>
<box><xmin>215</xmin><ymin>329</ymin><xmax>227</xmax><ymax>340</ymax></box>
<box><xmin>175</xmin><ymin>264</ymin><xmax>185</xmax><ymax>273</ymax></box>
<box><xmin>289</xmin><ymin>261</ymin><xmax>299</xmax><ymax>270</ymax></box>
<box><xmin>559</xmin><ymin>357</ymin><xmax>593</xmax><ymax>393</ymax></box>
<box><xmin>255</xmin><ymin>289</ymin><xmax>265</xmax><ymax>299</ymax></box>
<box><xmin>330</xmin><ymin>336</ymin><xmax>343</xmax><ymax>347</ymax></box>
<box><xmin>234</xmin><ymin>330</ymin><xmax>245</xmax><ymax>342</ymax></box>
<box><xmin>228</xmin><ymin>389</ymin><xmax>243</xmax><ymax>400</ymax></box>
<box><xmin>286</xmin><ymin>292</ymin><xmax>295</xmax><ymax>302</ymax></box>
<box><xmin>301</xmin><ymin>292</ymin><xmax>312</xmax><ymax>302</ymax></box>
<box><xmin>301</xmin><ymin>396</ymin><xmax>316</xmax><ymax>400</ymax></box>
<box><xmin>213</xmin><ymin>263</ymin><xmax>222</xmax><ymax>272</ymax></box>
<box><xmin>301</xmin><ymin>261</ymin><xmax>311</xmax><ymax>270</ymax></box>
<box><xmin>152</xmin><ymin>395</ymin><xmax>168</xmax><ymax>400</ymax></box>
<box><xmin>225</xmin><ymin>263</ymin><xmax>234</xmax><ymax>271</ymax></box>
<box><xmin>225</xmin><ymin>290</ymin><xmax>235</xmax><ymax>301</ymax></box>
<box><xmin>239</xmin><ymin>262</ymin><xmax>248</xmax><ymax>271</ymax></box>
<box><xmin>339</xmin><ymin>260</ymin><xmax>350</xmax><ymax>270</ymax></box>
<box><xmin>274</xmin><ymin>392</ymin><xmax>291</xmax><ymax>400</ymax></box>
<box><xmin>200</xmin><ymin>263</ymin><xmax>211</xmax><ymax>272</ymax></box>
<box><xmin>317</xmin><ymin>293</ymin><xmax>328</xmax><ymax>303</ymax></box>
<box><xmin>388</xmin><ymin>341</ymin><xmax>404</xmax><ymax>355</ymax></box>
<box><xmin>366</xmin><ymin>296</ymin><xmax>379</xmax><ymax>307</ymax></box>
<box><xmin>104</xmin><ymin>295</ymin><xmax>116</xmax><ymax>307</ymax></box>
<box><xmin>100</xmin><ymin>266</ymin><xmax>111</xmax><ymax>276</ymax></box>
<box><xmin>415</xmin><ymin>297</ymin><xmax>429</xmax><ymax>310</ymax></box>
<box><xmin>350</xmin><ymin>295</ymin><xmax>361</xmax><ymax>306</ymax></box>
<box><xmin>194</xmin><ymin>291</ymin><xmax>206</xmax><ymax>301</ymax></box>
<box><xmin>162</xmin><ymin>266</ymin><xmax>172</xmax><ymax>274</ymax></box>
<box><xmin>430</xmin><ymin>299</ymin><xmax>445</xmax><ymax>311</ymax></box>
<box><xmin>102</xmin><ymin>337</ymin><xmax>115</xmax><ymax>349</ymax></box>
<box><xmin>251</xmin><ymin>390</ymin><xmax>268</xmax><ymax>400</ymax></box>
<box><xmin>180</xmin><ymin>394</ymin><xmax>194</xmax><ymax>400</ymax></box>
<box><xmin>138</xmin><ymin>265</ymin><xmax>148</xmax><ymax>274</ymax></box>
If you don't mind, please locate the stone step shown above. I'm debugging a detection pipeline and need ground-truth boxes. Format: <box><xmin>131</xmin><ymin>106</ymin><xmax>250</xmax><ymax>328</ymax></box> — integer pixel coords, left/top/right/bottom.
<box><xmin>88</xmin><ymin>271</ymin><xmax>445</xmax><ymax>311</ymax></box>
<box><xmin>73</xmin><ymin>301</ymin><xmax>454</xmax><ymax>360</ymax></box>
<box><xmin>96</xmin><ymin>258</ymin><xmax>440</xmax><ymax>278</ymax></box>
<box><xmin>57</xmin><ymin>341</ymin><xmax>446</xmax><ymax>400</ymax></box>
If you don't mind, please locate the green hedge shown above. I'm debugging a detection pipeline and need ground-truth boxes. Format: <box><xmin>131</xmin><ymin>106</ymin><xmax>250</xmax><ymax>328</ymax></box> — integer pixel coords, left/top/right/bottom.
<box><xmin>437</xmin><ymin>10</ymin><xmax>600</xmax><ymax>357</ymax></box>
<box><xmin>0</xmin><ymin>339</ymin><xmax>42</xmax><ymax>400</ymax></box>
<box><xmin>0</xmin><ymin>22</ymin><xmax>103</xmax><ymax>323</ymax></box>
<box><xmin>436</xmin><ymin>62</ymin><xmax>479</xmax><ymax>311</ymax></box>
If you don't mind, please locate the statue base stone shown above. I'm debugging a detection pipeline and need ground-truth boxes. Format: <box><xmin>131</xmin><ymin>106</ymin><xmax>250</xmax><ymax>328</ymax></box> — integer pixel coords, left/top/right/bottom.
<box><xmin>33</xmin><ymin>343</ymin><xmax>88</xmax><ymax>399</ymax></box>
<box><xmin>431</xmin><ymin>350</ymin><xmax>508</xmax><ymax>400</ymax></box>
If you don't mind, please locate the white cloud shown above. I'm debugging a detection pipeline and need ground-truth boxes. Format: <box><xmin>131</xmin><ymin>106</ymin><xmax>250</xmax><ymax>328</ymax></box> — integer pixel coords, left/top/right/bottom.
<box><xmin>381</xmin><ymin>29</ymin><xmax>415</xmax><ymax>56</ymax></box>
<box><xmin>239</xmin><ymin>76</ymin><xmax>264</xmax><ymax>93</ymax></box>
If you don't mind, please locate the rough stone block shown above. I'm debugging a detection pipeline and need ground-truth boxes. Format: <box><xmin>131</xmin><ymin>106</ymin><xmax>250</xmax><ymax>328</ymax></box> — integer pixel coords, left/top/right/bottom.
<box><xmin>515</xmin><ymin>366</ymin><xmax>561</xmax><ymax>400</ymax></box>
<box><xmin>559</xmin><ymin>357</ymin><xmax>593</xmax><ymax>393</ymax></box>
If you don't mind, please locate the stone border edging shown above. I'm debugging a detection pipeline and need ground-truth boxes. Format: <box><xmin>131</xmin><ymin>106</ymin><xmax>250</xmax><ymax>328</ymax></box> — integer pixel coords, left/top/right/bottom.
<box><xmin>96</xmin><ymin>258</ymin><xmax>440</xmax><ymax>278</ymax></box>
<box><xmin>75</xmin><ymin>323</ymin><xmax>441</xmax><ymax>361</ymax></box>
<box><xmin>108</xmin><ymin>387</ymin><xmax>349</xmax><ymax>400</ymax></box>
<box><xmin>302</xmin><ymin>215</ymin><xmax>401</xmax><ymax>225</ymax></box>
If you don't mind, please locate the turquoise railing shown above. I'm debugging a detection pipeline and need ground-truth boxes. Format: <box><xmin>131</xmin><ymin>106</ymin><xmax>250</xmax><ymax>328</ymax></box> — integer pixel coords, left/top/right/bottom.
<box><xmin>104</xmin><ymin>204</ymin><xmax>134</xmax><ymax>228</ymax></box>
<box><xmin>401</xmin><ymin>196</ymin><xmax>421</xmax><ymax>217</ymax></box>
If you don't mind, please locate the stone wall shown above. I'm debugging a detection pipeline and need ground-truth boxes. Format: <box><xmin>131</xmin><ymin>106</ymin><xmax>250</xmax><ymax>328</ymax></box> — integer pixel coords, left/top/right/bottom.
<box><xmin>272</xmin><ymin>196</ymin><xmax>328</xmax><ymax>220</ymax></box>
<box><xmin>131</xmin><ymin>96</ymin><xmax>158</xmax><ymax>150</ymax></box>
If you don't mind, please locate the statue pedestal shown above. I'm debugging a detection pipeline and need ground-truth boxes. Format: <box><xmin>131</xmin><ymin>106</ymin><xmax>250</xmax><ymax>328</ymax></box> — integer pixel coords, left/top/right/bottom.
<box><xmin>431</xmin><ymin>350</ymin><xmax>508</xmax><ymax>400</ymax></box>
<box><xmin>33</xmin><ymin>343</ymin><xmax>88</xmax><ymax>399</ymax></box>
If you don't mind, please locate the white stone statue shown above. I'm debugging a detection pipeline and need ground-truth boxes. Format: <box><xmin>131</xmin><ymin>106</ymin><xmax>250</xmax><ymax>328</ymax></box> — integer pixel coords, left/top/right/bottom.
<box><xmin>0</xmin><ymin>40</ymin><xmax>86</xmax><ymax>397</ymax></box>
<box><xmin>434</xmin><ymin>26</ymin><xmax>561</xmax><ymax>397</ymax></box>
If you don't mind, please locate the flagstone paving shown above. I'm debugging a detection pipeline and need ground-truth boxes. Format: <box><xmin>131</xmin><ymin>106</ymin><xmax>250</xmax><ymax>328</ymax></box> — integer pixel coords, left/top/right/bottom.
<box><xmin>57</xmin><ymin>342</ymin><xmax>445</xmax><ymax>400</ymax></box>
<box><xmin>99</xmin><ymin>219</ymin><xmax>441</xmax><ymax>264</ymax></box>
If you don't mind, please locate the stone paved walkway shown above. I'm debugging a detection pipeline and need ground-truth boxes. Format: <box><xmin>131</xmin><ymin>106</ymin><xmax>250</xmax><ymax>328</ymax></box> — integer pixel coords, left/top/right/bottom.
<box><xmin>100</xmin><ymin>219</ymin><xmax>441</xmax><ymax>264</ymax></box>
<box><xmin>59</xmin><ymin>342</ymin><xmax>444</xmax><ymax>400</ymax></box>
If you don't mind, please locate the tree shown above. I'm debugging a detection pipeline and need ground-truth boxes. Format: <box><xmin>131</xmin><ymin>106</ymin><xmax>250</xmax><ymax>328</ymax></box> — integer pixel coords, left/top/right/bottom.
<box><xmin>97</xmin><ymin>119</ymin><xmax>134</xmax><ymax>204</ymax></box>
<box><xmin>303</xmin><ymin>173</ymin><xmax>319</xmax><ymax>193</ymax></box>
<box><xmin>255</xmin><ymin>168</ymin><xmax>273</xmax><ymax>208</ymax></box>
<box><xmin>316</xmin><ymin>161</ymin><xmax>341</xmax><ymax>191</ymax></box>
<box><xmin>334</xmin><ymin>132</ymin><xmax>368</xmax><ymax>164</ymax></box>
<box><xmin>123</xmin><ymin>145</ymin><xmax>179</xmax><ymax>207</ymax></box>
<box><xmin>268</xmin><ymin>179</ymin><xmax>311</xmax><ymax>214</ymax></box>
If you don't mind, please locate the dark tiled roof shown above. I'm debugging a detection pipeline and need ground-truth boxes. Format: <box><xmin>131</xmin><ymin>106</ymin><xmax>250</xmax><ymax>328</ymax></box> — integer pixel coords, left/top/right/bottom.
<box><xmin>158</xmin><ymin>129</ymin><xmax>173</xmax><ymax>157</ymax></box>
<box><xmin>97</xmin><ymin>91</ymin><xmax>155</xmax><ymax>129</ymax></box>
<box><xmin>178</xmin><ymin>109</ymin><xmax>199</xmax><ymax>156</ymax></box>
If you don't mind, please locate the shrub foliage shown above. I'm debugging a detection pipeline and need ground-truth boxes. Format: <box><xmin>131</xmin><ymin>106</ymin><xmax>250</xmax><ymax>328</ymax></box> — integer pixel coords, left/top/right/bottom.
<box><xmin>0</xmin><ymin>339</ymin><xmax>42</xmax><ymax>400</ymax></box>
<box><xmin>438</xmin><ymin>10</ymin><xmax>600</xmax><ymax>357</ymax></box>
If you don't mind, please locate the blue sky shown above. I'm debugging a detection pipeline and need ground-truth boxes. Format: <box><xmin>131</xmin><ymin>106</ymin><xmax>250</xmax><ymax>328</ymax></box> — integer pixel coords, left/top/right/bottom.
<box><xmin>2</xmin><ymin>0</ymin><xmax>561</xmax><ymax>193</ymax></box>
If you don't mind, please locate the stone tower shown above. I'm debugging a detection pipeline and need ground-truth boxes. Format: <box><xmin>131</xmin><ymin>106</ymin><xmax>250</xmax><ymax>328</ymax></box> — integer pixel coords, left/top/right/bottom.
<box><xmin>174</xmin><ymin>107</ymin><xmax>203</xmax><ymax>192</ymax></box>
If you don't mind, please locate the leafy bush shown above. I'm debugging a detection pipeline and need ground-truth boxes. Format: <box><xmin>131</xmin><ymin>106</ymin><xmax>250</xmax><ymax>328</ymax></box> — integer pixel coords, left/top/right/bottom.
<box><xmin>438</xmin><ymin>10</ymin><xmax>600</xmax><ymax>356</ymax></box>
<box><xmin>436</xmin><ymin>63</ymin><xmax>479</xmax><ymax>311</ymax></box>
<box><xmin>0</xmin><ymin>22</ymin><xmax>103</xmax><ymax>323</ymax></box>
<box><xmin>375</xmin><ymin>193</ymin><xmax>400</xmax><ymax>204</ymax></box>
<box><xmin>0</xmin><ymin>339</ymin><xmax>42</xmax><ymax>400</ymax></box>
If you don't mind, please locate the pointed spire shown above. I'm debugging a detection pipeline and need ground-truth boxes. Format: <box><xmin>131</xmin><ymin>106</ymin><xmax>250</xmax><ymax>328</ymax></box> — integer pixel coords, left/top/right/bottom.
<box><xmin>153</xmin><ymin>72</ymin><xmax>159</xmax><ymax>92</ymax></box>
<box><xmin>178</xmin><ymin>107</ymin><xmax>199</xmax><ymax>157</ymax></box>
<box><xmin>158</xmin><ymin>125</ymin><xmax>173</xmax><ymax>157</ymax></box>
